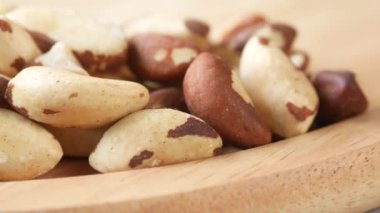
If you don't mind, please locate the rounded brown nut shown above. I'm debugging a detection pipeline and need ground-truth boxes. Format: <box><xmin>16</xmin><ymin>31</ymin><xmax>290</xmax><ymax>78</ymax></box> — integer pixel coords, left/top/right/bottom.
<box><xmin>313</xmin><ymin>71</ymin><xmax>368</xmax><ymax>124</ymax></box>
<box><xmin>89</xmin><ymin>109</ymin><xmax>222</xmax><ymax>173</ymax></box>
<box><xmin>128</xmin><ymin>33</ymin><xmax>200</xmax><ymax>82</ymax></box>
<box><xmin>45</xmin><ymin>126</ymin><xmax>107</xmax><ymax>157</ymax></box>
<box><xmin>26</xmin><ymin>29</ymin><xmax>55</xmax><ymax>53</ymax></box>
<box><xmin>0</xmin><ymin>108</ymin><xmax>62</xmax><ymax>180</ymax></box>
<box><xmin>146</xmin><ymin>87</ymin><xmax>187</xmax><ymax>111</ymax></box>
<box><xmin>124</xmin><ymin>14</ymin><xmax>210</xmax><ymax>50</ymax></box>
<box><xmin>254</xmin><ymin>23</ymin><xmax>297</xmax><ymax>53</ymax></box>
<box><xmin>220</xmin><ymin>13</ymin><xmax>266</xmax><ymax>52</ymax></box>
<box><xmin>183</xmin><ymin>52</ymin><xmax>271</xmax><ymax>148</ymax></box>
<box><xmin>0</xmin><ymin>17</ymin><xmax>41</xmax><ymax>77</ymax></box>
<box><xmin>0</xmin><ymin>74</ymin><xmax>10</xmax><ymax>108</ymax></box>
<box><xmin>34</xmin><ymin>42</ymin><xmax>88</xmax><ymax>75</ymax></box>
<box><xmin>7</xmin><ymin>8</ymin><xmax>128</xmax><ymax>73</ymax></box>
<box><xmin>240</xmin><ymin>36</ymin><xmax>319</xmax><ymax>138</ymax></box>
<box><xmin>289</xmin><ymin>50</ymin><xmax>309</xmax><ymax>71</ymax></box>
<box><xmin>5</xmin><ymin>66</ymin><xmax>149</xmax><ymax>128</ymax></box>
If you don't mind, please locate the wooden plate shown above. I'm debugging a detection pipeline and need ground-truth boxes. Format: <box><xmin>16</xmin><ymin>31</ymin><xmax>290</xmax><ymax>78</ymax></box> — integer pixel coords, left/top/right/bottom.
<box><xmin>1</xmin><ymin>0</ymin><xmax>380</xmax><ymax>212</ymax></box>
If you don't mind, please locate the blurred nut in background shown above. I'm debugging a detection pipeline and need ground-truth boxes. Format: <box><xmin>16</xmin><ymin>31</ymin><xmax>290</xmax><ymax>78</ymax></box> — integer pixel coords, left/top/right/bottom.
<box><xmin>313</xmin><ymin>71</ymin><xmax>368</xmax><ymax>124</ymax></box>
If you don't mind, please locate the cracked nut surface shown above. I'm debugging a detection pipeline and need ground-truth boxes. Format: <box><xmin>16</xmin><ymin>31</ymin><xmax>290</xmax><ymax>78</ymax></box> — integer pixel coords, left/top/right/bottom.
<box><xmin>240</xmin><ymin>36</ymin><xmax>318</xmax><ymax>138</ymax></box>
<box><xmin>5</xmin><ymin>66</ymin><xmax>149</xmax><ymax>128</ymax></box>
<box><xmin>0</xmin><ymin>108</ymin><xmax>62</xmax><ymax>180</ymax></box>
<box><xmin>89</xmin><ymin>109</ymin><xmax>222</xmax><ymax>173</ymax></box>
<box><xmin>313</xmin><ymin>71</ymin><xmax>368</xmax><ymax>124</ymax></box>
<box><xmin>184</xmin><ymin>52</ymin><xmax>271</xmax><ymax>148</ymax></box>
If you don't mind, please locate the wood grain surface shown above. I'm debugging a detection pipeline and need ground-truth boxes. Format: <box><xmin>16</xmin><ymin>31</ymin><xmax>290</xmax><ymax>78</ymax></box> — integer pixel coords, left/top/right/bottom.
<box><xmin>0</xmin><ymin>0</ymin><xmax>380</xmax><ymax>212</ymax></box>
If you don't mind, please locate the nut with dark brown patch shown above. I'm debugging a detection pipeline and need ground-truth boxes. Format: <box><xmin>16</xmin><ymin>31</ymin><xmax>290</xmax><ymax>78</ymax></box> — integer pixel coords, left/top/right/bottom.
<box><xmin>0</xmin><ymin>17</ymin><xmax>41</xmax><ymax>77</ymax></box>
<box><xmin>313</xmin><ymin>71</ymin><xmax>368</xmax><ymax>125</ymax></box>
<box><xmin>220</xmin><ymin>13</ymin><xmax>267</xmax><ymax>52</ymax></box>
<box><xmin>145</xmin><ymin>87</ymin><xmax>187</xmax><ymax>111</ymax></box>
<box><xmin>8</xmin><ymin>8</ymin><xmax>128</xmax><ymax>74</ymax></box>
<box><xmin>89</xmin><ymin>109</ymin><xmax>222</xmax><ymax>173</ymax></box>
<box><xmin>184</xmin><ymin>52</ymin><xmax>271</xmax><ymax>148</ymax></box>
<box><xmin>6</xmin><ymin>66</ymin><xmax>149</xmax><ymax>128</ymax></box>
<box><xmin>128</xmin><ymin>33</ymin><xmax>200</xmax><ymax>82</ymax></box>
<box><xmin>240</xmin><ymin>36</ymin><xmax>319</xmax><ymax>138</ymax></box>
<box><xmin>0</xmin><ymin>74</ymin><xmax>10</xmax><ymax>108</ymax></box>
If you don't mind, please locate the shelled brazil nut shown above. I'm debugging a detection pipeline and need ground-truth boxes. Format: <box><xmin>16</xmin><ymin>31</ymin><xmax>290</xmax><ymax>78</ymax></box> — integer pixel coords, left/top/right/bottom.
<box><xmin>240</xmin><ymin>36</ymin><xmax>319</xmax><ymax>138</ymax></box>
<box><xmin>90</xmin><ymin>109</ymin><xmax>222</xmax><ymax>173</ymax></box>
<box><xmin>5</xmin><ymin>66</ymin><xmax>149</xmax><ymax>128</ymax></box>
<box><xmin>7</xmin><ymin>8</ymin><xmax>128</xmax><ymax>74</ymax></box>
<box><xmin>0</xmin><ymin>108</ymin><xmax>62</xmax><ymax>180</ymax></box>
<box><xmin>184</xmin><ymin>52</ymin><xmax>271</xmax><ymax>148</ymax></box>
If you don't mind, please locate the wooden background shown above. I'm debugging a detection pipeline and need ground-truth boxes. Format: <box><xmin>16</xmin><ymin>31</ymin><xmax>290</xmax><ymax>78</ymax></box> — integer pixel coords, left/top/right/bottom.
<box><xmin>0</xmin><ymin>0</ymin><xmax>380</xmax><ymax>212</ymax></box>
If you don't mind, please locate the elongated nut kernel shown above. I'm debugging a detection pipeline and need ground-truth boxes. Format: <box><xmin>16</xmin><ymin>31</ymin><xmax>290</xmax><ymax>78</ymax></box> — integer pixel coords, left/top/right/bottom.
<box><xmin>89</xmin><ymin>109</ymin><xmax>222</xmax><ymax>173</ymax></box>
<box><xmin>5</xmin><ymin>66</ymin><xmax>149</xmax><ymax>128</ymax></box>
<box><xmin>184</xmin><ymin>52</ymin><xmax>271</xmax><ymax>148</ymax></box>
<box><xmin>0</xmin><ymin>108</ymin><xmax>62</xmax><ymax>180</ymax></box>
<box><xmin>240</xmin><ymin>36</ymin><xmax>318</xmax><ymax>138</ymax></box>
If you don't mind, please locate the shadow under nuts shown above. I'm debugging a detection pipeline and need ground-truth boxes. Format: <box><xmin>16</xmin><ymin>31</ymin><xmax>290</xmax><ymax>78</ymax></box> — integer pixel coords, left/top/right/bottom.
<box><xmin>5</xmin><ymin>66</ymin><xmax>149</xmax><ymax>128</ymax></box>
<box><xmin>89</xmin><ymin>109</ymin><xmax>222</xmax><ymax>173</ymax></box>
<box><xmin>183</xmin><ymin>52</ymin><xmax>271</xmax><ymax>148</ymax></box>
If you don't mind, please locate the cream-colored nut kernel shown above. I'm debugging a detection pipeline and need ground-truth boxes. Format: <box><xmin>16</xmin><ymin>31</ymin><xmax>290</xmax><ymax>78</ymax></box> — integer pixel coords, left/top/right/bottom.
<box><xmin>45</xmin><ymin>126</ymin><xmax>107</xmax><ymax>157</ymax></box>
<box><xmin>0</xmin><ymin>108</ymin><xmax>62</xmax><ymax>180</ymax></box>
<box><xmin>7</xmin><ymin>8</ymin><xmax>128</xmax><ymax>73</ymax></box>
<box><xmin>124</xmin><ymin>14</ymin><xmax>210</xmax><ymax>49</ymax></box>
<box><xmin>0</xmin><ymin>16</ymin><xmax>41</xmax><ymax>77</ymax></box>
<box><xmin>5</xmin><ymin>66</ymin><xmax>149</xmax><ymax>128</ymax></box>
<box><xmin>34</xmin><ymin>42</ymin><xmax>88</xmax><ymax>75</ymax></box>
<box><xmin>89</xmin><ymin>109</ymin><xmax>222</xmax><ymax>173</ymax></box>
<box><xmin>240</xmin><ymin>36</ymin><xmax>319</xmax><ymax>138</ymax></box>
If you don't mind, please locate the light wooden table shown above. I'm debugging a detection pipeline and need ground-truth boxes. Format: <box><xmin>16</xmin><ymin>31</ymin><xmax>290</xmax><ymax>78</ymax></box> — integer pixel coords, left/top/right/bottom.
<box><xmin>0</xmin><ymin>0</ymin><xmax>380</xmax><ymax>212</ymax></box>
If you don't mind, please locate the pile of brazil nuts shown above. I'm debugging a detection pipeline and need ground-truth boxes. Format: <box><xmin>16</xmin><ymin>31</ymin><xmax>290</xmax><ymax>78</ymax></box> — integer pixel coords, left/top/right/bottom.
<box><xmin>0</xmin><ymin>7</ymin><xmax>368</xmax><ymax>180</ymax></box>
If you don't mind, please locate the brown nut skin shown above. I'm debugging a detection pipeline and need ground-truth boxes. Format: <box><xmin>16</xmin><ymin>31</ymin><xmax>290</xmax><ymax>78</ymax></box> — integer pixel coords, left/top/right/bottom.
<box><xmin>183</xmin><ymin>52</ymin><xmax>272</xmax><ymax>148</ymax></box>
<box><xmin>0</xmin><ymin>74</ymin><xmax>10</xmax><ymax>108</ymax></box>
<box><xmin>26</xmin><ymin>30</ymin><xmax>55</xmax><ymax>53</ymax></box>
<box><xmin>313</xmin><ymin>71</ymin><xmax>368</xmax><ymax>125</ymax></box>
<box><xmin>145</xmin><ymin>87</ymin><xmax>187</xmax><ymax>111</ymax></box>
<box><xmin>221</xmin><ymin>14</ymin><xmax>267</xmax><ymax>52</ymax></box>
<box><xmin>128</xmin><ymin>33</ymin><xmax>200</xmax><ymax>82</ymax></box>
